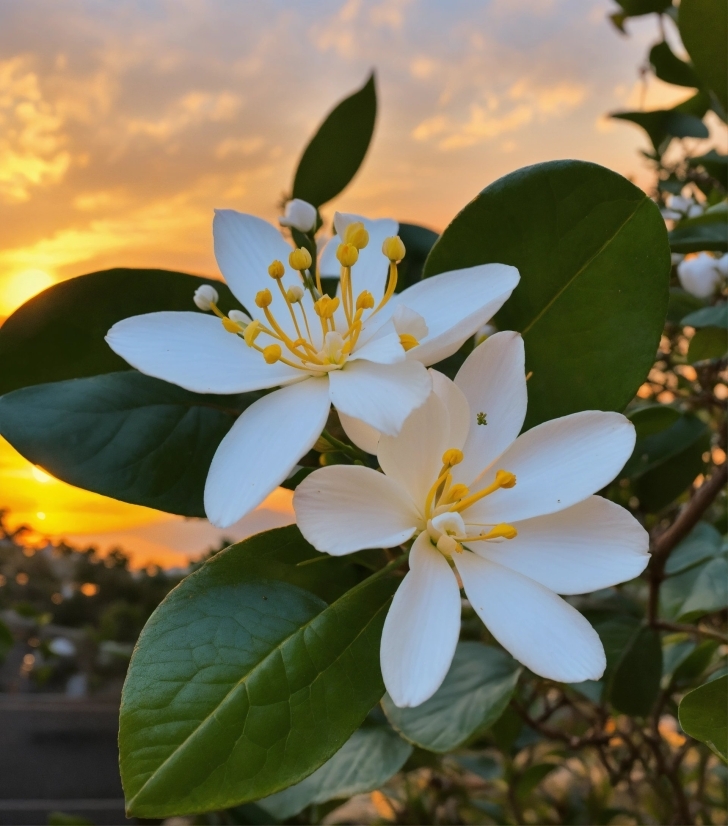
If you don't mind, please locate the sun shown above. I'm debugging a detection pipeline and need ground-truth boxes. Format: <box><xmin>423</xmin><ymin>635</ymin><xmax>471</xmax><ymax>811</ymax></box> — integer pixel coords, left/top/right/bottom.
<box><xmin>0</xmin><ymin>269</ymin><xmax>55</xmax><ymax>318</ymax></box>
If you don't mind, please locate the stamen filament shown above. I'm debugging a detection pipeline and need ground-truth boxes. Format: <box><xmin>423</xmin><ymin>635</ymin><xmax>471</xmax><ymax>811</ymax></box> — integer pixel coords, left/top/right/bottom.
<box><xmin>263</xmin><ymin>307</ymin><xmax>312</xmax><ymax>361</ymax></box>
<box><xmin>276</xmin><ymin>279</ymin><xmax>304</xmax><ymax>341</ymax></box>
<box><xmin>449</xmin><ymin>470</ymin><xmax>516</xmax><ymax>513</ymax></box>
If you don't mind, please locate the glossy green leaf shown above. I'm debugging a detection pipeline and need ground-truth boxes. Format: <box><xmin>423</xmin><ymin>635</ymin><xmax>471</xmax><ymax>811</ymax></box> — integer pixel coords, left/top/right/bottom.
<box><xmin>666</xmin><ymin>521</ymin><xmax>724</xmax><ymax>575</ymax></box>
<box><xmin>623</xmin><ymin>407</ymin><xmax>709</xmax><ymax>512</ymax></box>
<box><xmin>674</xmin><ymin>641</ymin><xmax>720</xmax><ymax>683</ymax></box>
<box><xmin>381</xmin><ymin>643</ymin><xmax>521</xmax><ymax>753</ymax></box>
<box><xmin>670</xmin><ymin>207</ymin><xmax>728</xmax><ymax>253</ymax></box>
<box><xmin>0</xmin><ymin>269</ymin><xmax>239</xmax><ymax>395</ymax></box>
<box><xmin>0</xmin><ymin>372</ymin><xmax>259</xmax><ymax>517</ymax></box>
<box><xmin>609</xmin><ymin>626</ymin><xmax>663</xmax><ymax>716</ymax></box>
<box><xmin>679</xmin><ymin>0</ymin><xmax>728</xmax><ymax>111</ymax></box>
<box><xmin>423</xmin><ymin>161</ymin><xmax>670</xmax><ymax>429</ymax></box>
<box><xmin>292</xmin><ymin>74</ymin><xmax>376</xmax><ymax>207</ymax></box>
<box><xmin>679</xmin><ymin>675</ymin><xmax>728</xmax><ymax>761</ymax></box>
<box><xmin>682</xmin><ymin>303</ymin><xmax>728</xmax><ymax>329</ymax></box>
<box><xmin>611</xmin><ymin>106</ymin><xmax>708</xmax><ymax>152</ymax></box>
<box><xmin>661</xmin><ymin>553</ymin><xmax>728</xmax><ymax>621</ymax></box>
<box><xmin>258</xmin><ymin>725</ymin><xmax>411</xmax><ymax>820</ymax></box>
<box><xmin>689</xmin><ymin>327</ymin><xmax>728</xmax><ymax>362</ymax></box>
<box><xmin>119</xmin><ymin>532</ymin><xmax>398</xmax><ymax>818</ymax></box>
<box><xmin>649</xmin><ymin>41</ymin><xmax>701</xmax><ymax>88</ymax></box>
<box><xmin>396</xmin><ymin>222</ymin><xmax>439</xmax><ymax>292</ymax></box>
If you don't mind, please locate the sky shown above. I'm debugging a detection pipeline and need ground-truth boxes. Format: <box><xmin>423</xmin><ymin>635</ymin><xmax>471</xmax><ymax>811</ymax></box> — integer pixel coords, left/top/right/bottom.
<box><xmin>0</xmin><ymin>0</ymin><xmax>721</xmax><ymax>566</ymax></box>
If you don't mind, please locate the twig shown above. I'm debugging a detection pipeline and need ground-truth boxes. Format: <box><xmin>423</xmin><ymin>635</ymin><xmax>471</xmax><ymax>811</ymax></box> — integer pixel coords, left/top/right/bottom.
<box><xmin>653</xmin><ymin>620</ymin><xmax>728</xmax><ymax>645</ymax></box>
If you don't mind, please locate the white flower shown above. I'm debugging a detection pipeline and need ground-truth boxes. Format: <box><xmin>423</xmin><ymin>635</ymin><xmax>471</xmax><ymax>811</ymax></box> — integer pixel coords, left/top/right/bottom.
<box><xmin>294</xmin><ymin>332</ymin><xmax>649</xmax><ymax>707</ymax></box>
<box><xmin>677</xmin><ymin>252</ymin><xmax>725</xmax><ymax>298</ymax></box>
<box><xmin>662</xmin><ymin>194</ymin><xmax>704</xmax><ymax>221</ymax></box>
<box><xmin>193</xmin><ymin>284</ymin><xmax>219</xmax><ymax>311</ymax></box>
<box><xmin>106</xmin><ymin>211</ymin><xmax>519</xmax><ymax>528</ymax></box>
<box><xmin>279</xmin><ymin>198</ymin><xmax>317</xmax><ymax>233</ymax></box>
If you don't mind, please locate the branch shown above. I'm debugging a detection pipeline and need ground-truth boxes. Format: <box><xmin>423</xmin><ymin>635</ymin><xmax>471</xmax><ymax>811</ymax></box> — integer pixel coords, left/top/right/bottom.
<box><xmin>653</xmin><ymin>620</ymin><xmax>728</xmax><ymax>645</ymax></box>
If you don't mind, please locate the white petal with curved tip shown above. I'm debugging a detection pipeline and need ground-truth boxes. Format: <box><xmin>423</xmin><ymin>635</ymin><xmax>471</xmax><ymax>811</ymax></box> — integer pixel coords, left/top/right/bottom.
<box><xmin>466</xmin><ymin>411</ymin><xmax>636</xmax><ymax>525</ymax></box>
<box><xmin>381</xmin><ymin>533</ymin><xmax>462</xmax><ymax>708</ymax></box>
<box><xmin>338</xmin><ymin>411</ymin><xmax>381</xmax><ymax>455</ymax></box>
<box><xmin>204</xmin><ymin>379</ymin><xmax>330</xmax><ymax>527</ymax></box>
<box><xmin>294</xmin><ymin>466</ymin><xmax>420</xmax><ymax>555</ymax></box>
<box><xmin>471</xmin><ymin>496</ymin><xmax>650</xmax><ymax>595</ymax></box>
<box><xmin>357</xmin><ymin>264</ymin><xmax>520</xmax><ymax>365</ymax></box>
<box><xmin>430</xmin><ymin>370</ymin><xmax>470</xmax><ymax>451</ymax></box>
<box><xmin>328</xmin><ymin>359</ymin><xmax>431</xmax><ymax>436</ymax></box>
<box><xmin>378</xmin><ymin>391</ymin><xmax>450</xmax><ymax>510</ymax></box>
<box><xmin>454</xmin><ymin>332</ymin><xmax>527</xmax><ymax>485</ymax></box>
<box><xmin>350</xmin><ymin>331</ymin><xmax>405</xmax><ymax>364</ymax></box>
<box><xmin>319</xmin><ymin>214</ymin><xmax>398</xmax><ymax>301</ymax></box>
<box><xmin>454</xmin><ymin>552</ymin><xmax>605</xmax><ymax>682</ymax></box>
<box><xmin>106</xmin><ymin>312</ymin><xmax>301</xmax><ymax>393</ymax></box>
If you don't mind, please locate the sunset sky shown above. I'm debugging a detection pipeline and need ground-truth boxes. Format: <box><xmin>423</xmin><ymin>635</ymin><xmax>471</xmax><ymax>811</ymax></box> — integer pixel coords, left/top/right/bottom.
<box><xmin>0</xmin><ymin>0</ymin><xmax>722</xmax><ymax>566</ymax></box>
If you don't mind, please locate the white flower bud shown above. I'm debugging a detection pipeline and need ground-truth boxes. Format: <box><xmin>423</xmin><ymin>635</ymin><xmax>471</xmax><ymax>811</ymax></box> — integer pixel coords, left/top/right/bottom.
<box><xmin>716</xmin><ymin>254</ymin><xmax>728</xmax><ymax>277</ymax></box>
<box><xmin>193</xmin><ymin>284</ymin><xmax>219</xmax><ymax>311</ymax></box>
<box><xmin>474</xmin><ymin>322</ymin><xmax>497</xmax><ymax>346</ymax></box>
<box><xmin>228</xmin><ymin>309</ymin><xmax>252</xmax><ymax>325</ymax></box>
<box><xmin>677</xmin><ymin>253</ymin><xmax>723</xmax><ymax>299</ymax></box>
<box><xmin>279</xmin><ymin>199</ymin><xmax>317</xmax><ymax>233</ymax></box>
<box><xmin>687</xmin><ymin>203</ymin><xmax>704</xmax><ymax>218</ymax></box>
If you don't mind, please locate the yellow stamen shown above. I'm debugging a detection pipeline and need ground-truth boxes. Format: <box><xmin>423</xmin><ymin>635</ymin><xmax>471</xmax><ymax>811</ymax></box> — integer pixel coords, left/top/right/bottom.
<box><xmin>356</xmin><ymin>291</ymin><xmax>374</xmax><ymax>310</ymax></box>
<box><xmin>208</xmin><ymin>301</ymin><xmax>225</xmax><ymax>319</ymax></box>
<box><xmin>243</xmin><ymin>320</ymin><xmax>262</xmax><ymax>346</ymax></box>
<box><xmin>344</xmin><ymin>222</ymin><xmax>369</xmax><ymax>249</ymax></box>
<box><xmin>449</xmin><ymin>469</ymin><xmax>517</xmax><ymax>513</ymax></box>
<box><xmin>263</xmin><ymin>344</ymin><xmax>282</xmax><ymax>364</ymax></box>
<box><xmin>424</xmin><ymin>469</ymin><xmax>451</xmax><ymax>520</ymax></box>
<box><xmin>382</xmin><ymin>235</ymin><xmax>406</xmax><ymax>262</ymax></box>
<box><xmin>289</xmin><ymin>247</ymin><xmax>312</xmax><ymax>271</ymax></box>
<box><xmin>442</xmin><ymin>449</ymin><xmax>464</xmax><ymax>467</ymax></box>
<box><xmin>466</xmin><ymin>523</ymin><xmax>518</xmax><ymax>541</ymax></box>
<box><xmin>399</xmin><ymin>333</ymin><xmax>419</xmax><ymax>351</ymax></box>
<box><xmin>276</xmin><ymin>279</ymin><xmax>304</xmax><ymax>341</ymax></box>
<box><xmin>268</xmin><ymin>260</ymin><xmax>285</xmax><ymax>279</ymax></box>
<box><xmin>255</xmin><ymin>289</ymin><xmax>273</xmax><ymax>308</ymax></box>
<box><xmin>336</xmin><ymin>243</ymin><xmax>359</xmax><ymax>267</ymax></box>
<box><xmin>441</xmin><ymin>483</ymin><xmax>469</xmax><ymax>504</ymax></box>
<box><xmin>222</xmin><ymin>317</ymin><xmax>243</xmax><ymax>334</ymax></box>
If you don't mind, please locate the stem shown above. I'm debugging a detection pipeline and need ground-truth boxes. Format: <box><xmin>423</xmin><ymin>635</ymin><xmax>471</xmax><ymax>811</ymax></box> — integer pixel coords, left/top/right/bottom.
<box><xmin>321</xmin><ymin>428</ymin><xmax>370</xmax><ymax>463</ymax></box>
<box><xmin>653</xmin><ymin>620</ymin><xmax>728</xmax><ymax>645</ymax></box>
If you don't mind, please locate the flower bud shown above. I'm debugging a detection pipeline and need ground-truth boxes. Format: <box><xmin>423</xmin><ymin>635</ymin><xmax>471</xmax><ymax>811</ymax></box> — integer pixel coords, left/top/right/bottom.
<box><xmin>263</xmin><ymin>344</ymin><xmax>282</xmax><ymax>364</ymax></box>
<box><xmin>278</xmin><ymin>198</ymin><xmax>317</xmax><ymax>232</ymax></box>
<box><xmin>677</xmin><ymin>253</ymin><xmax>723</xmax><ymax>299</ymax></box>
<box><xmin>344</xmin><ymin>221</ymin><xmax>369</xmax><ymax>249</ymax></box>
<box><xmin>356</xmin><ymin>291</ymin><xmax>375</xmax><ymax>310</ymax></box>
<box><xmin>286</xmin><ymin>285</ymin><xmax>304</xmax><ymax>303</ymax></box>
<box><xmin>382</xmin><ymin>235</ymin><xmax>406</xmax><ymax>262</ymax></box>
<box><xmin>255</xmin><ymin>289</ymin><xmax>273</xmax><ymax>308</ymax></box>
<box><xmin>193</xmin><ymin>284</ymin><xmax>219</xmax><ymax>311</ymax></box>
<box><xmin>268</xmin><ymin>260</ymin><xmax>285</xmax><ymax>280</ymax></box>
<box><xmin>336</xmin><ymin>242</ymin><xmax>359</xmax><ymax>267</ymax></box>
<box><xmin>289</xmin><ymin>247</ymin><xmax>312</xmax><ymax>271</ymax></box>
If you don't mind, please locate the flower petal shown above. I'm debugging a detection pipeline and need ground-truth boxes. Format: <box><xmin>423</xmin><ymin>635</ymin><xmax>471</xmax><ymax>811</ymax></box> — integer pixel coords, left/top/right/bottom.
<box><xmin>381</xmin><ymin>533</ymin><xmax>462</xmax><ymax>707</ymax></box>
<box><xmin>106</xmin><ymin>312</ymin><xmax>301</xmax><ymax>393</ymax></box>
<box><xmin>294</xmin><ymin>466</ymin><xmax>420</xmax><ymax>555</ymax></box>
<box><xmin>338</xmin><ymin>411</ymin><xmax>381</xmax><ymax>455</ymax></box>
<box><xmin>430</xmin><ymin>370</ymin><xmax>470</xmax><ymax>451</ymax></box>
<box><xmin>328</xmin><ymin>359</ymin><xmax>431</xmax><ymax>436</ymax></box>
<box><xmin>320</xmin><ymin>215</ymin><xmax>398</xmax><ymax>301</ymax></box>
<box><xmin>454</xmin><ymin>552</ymin><xmax>605</xmax><ymax>682</ymax></box>
<box><xmin>358</xmin><ymin>263</ymin><xmax>520</xmax><ymax>365</ymax></box>
<box><xmin>204</xmin><ymin>379</ymin><xmax>330</xmax><ymax>527</ymax></box>
<box><xmin>378</xmin><ymin>390</ymin><xmax>450</xmax><ymax>510</ymax></box>
<box><xmin>213</xmin><ymin>209</ymin><xmax>302</xmax><ymax>315</ymax></box>
<box><xmin>465</xmin><ymin>411</ymin><xmax>636</xmax><ymax>525</ymax></box>
<box><xmin>454</xmin><ymin>332</ymin><xmax>527</xmax><ymax>485</ymax></box>
<box><xmin>471</xmin><ymin>496</ymin><xmax>650</xmax><ymax>595</ymax></box>
<box><xmin>350</xmin><ymin>330</ymin><xmax>405</xmax><ymax>364</ymax></box>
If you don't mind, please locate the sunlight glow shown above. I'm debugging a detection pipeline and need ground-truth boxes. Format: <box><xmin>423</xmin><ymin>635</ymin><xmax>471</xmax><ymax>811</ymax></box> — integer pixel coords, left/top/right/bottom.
<box><xmin>0</xmin><ymin>268</ymin><xmax>54</xmax><ymax>317</ymax></box>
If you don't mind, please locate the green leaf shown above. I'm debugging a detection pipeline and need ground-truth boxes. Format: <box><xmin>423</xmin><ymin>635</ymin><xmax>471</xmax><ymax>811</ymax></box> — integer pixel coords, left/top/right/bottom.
<box><xmin>0</xmin><ymin>372</ymin><xmax>260</xmax><ymax>517</ymax></box>
<box><xmin>0</xmin><ymin>269</ymin><xmax>239</xmax><ymax>395</ymax></box>
<box><xmin>516</xmin><ymin>763</ymin><xmax>557</xmax><ymax>800</ymax></box>
<box><xmin>689</xmin><ymin>326</ymin><xmax>728</xmax><ymax>362</ymax></box>
<box><xmin>682</xmin><ymin>303</ymin><xmax>728</xmax><ymax>329</ymax></box>
<box><xmin>608</xmin><ymin>626</ymin><xmax>663</xmax><ymax>716</ymax></box>
<box><xmin>381</xmin><ymin>642</ymin><xmax>520</xmax><ymax>753</ymax></box>
<box><xmin>679</xmin><ymin>0</ymin><xmax>728</xmax><ymax>111</ymax></box>
<box><xmin>292</xmin><ymin>74</ymin><xmax>377</xmax><ymax>208</ymax></box>
<box><xmin>615</xmin><ymin>0</ymin><xmax>672</xmax><ymax>15</ymax></box>
<box><xmin>670</xmin><ymin>206</ymin><xmax>728</xmax><ymax>252</ymax></box>
<box><xmin>396</xmin><ymin>223</ymin><xmax>439</xmax><ymax>292</ymax></box>
<box><xmin>689</xmin><ymin>150</ymin><xmax>728</xmax><ymax>187</ymax></box>
<box><xmin>623</xmin><ymin>407</ymin><xmax>709</xmax><ymax>512</ymax></box>
<box><xmin>423</xmin><ymin>161</ymin><xmax>670</xmax><ymax>430</ymax></box>
<box><xmin>119</xmin><ymin>531</ymin><xmax>398</xmax><ymax>818</ymax></box>
<box><xmin>679</xmin><ymin>675</ymin><xmax>728</xmax><ymax>761</ymax></box>
<box><xmin>611</xmin><ymin>107</ymin><xmax>708</xmax><ymax>153</ymax></box>
<box><xmin>661</xmin><ymin>554</ymin><xmax>728</xmax><ymax>621</ymax></box>
<box><xmin>649</xmin><ymin>41</ymin><xmax>701</xmax><ymax>88</ymax></box>
<box><xmin>666</xmin><ymin>521</ymin><xmax>724</xmax><ymax>575</ymax></box>
<box><xmin>667</xmin><ymin>287</ymin><xmax>706</xmax><ymax>324</ymax></box>
<box><xmin>258</xmin><ymin>725</ymin><xmax>411</xmax><ymax>820</ymax></box>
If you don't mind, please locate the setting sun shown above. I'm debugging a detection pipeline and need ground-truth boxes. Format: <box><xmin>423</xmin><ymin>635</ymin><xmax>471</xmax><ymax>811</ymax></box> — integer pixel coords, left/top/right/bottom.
<box><xmin>0</xmin><ymin>268</ymin><xmax>54</xmax><ymax>317</ymax></box>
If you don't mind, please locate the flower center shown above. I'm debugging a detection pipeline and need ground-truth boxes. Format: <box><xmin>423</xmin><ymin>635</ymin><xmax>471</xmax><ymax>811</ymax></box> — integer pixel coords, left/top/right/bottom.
<box><xmin>200</xmin><ymin>224</ymin><xmax>411</xmax><ymax>376</ymax></box>
<box><xmin>423</xmin><ymin>448</ymin><xmax>518</xmax><ymax>556</ymax></box>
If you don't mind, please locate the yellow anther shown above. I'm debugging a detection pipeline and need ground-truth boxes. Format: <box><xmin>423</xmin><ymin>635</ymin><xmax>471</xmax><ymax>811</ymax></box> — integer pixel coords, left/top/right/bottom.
<box><xmin>222</xmin><ymin>316</ymin><xmax>243</xmax><ymax>334</ymax></box>
<box><xmin>289</xmin><ymin>247</ymin><xmax>312</xmax><ymax>271</ymax></box>
<box><xmin>382</xmin><ymin>235</ymin><xmax>406</xmax><ymax>262</ymax></box>
<box><xmin>268</xmin><ymin>260</ymin><xmax>285</xmax><ymax>279</ymax></box>
<box><xmin>243</xmin><ymin>319</ymin><xmax>262</xmax><ymax>346</ymax></box>
<box><xmin>255</xmin><ymin>289</ymin><xmax>273</xmax><ymax>308</ymax></box>
<box><xmin>286</xmin><ymin>285</ymin><xmax>304</xmax><ymax>303</ymax></box>
<box><xmin>399</xmin><ymin>333</ymin><xmax>419</xmax><ymax>351</ymax></box>
<box><xmin>314</xmin><ymin>295</ymin><xmax>340</xmax><ymax>319</ymax></box>
<box><xmin>444</xmin><ymin>483</ymin><xmax>469</xmax><ymax>503</ymax></box>
<box><xmin>344</xmin><ymin>221</ymin><xmax>369</xmax><ymax>249</ymax></box>
<box><xmin>495</xmin><ymin>469</ymin><xmax>517</xmax><ymax>488</ymax></box>
<box><xmin>336</xmin><ymin>242</ymin><xmax>359</xmax><ymax>267</ymax></box>
<box><xmin>442</xmin><ymin>449</ymin><xmax>464</xmax><ymax>467</ymax></box>
<box><xmin>263</xmin><ymin>344</ymin><xmax>282</xmax><ymax>364</ymax></box>
<box><xmin>356</xmin><ymin>291</ymin><xmax>375</xmax><ymax>310</ymax></box>
<box><xmin>488</xmin><ymin>523</ymin><xmax>518</xmax><ymax>540</ymax></box>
